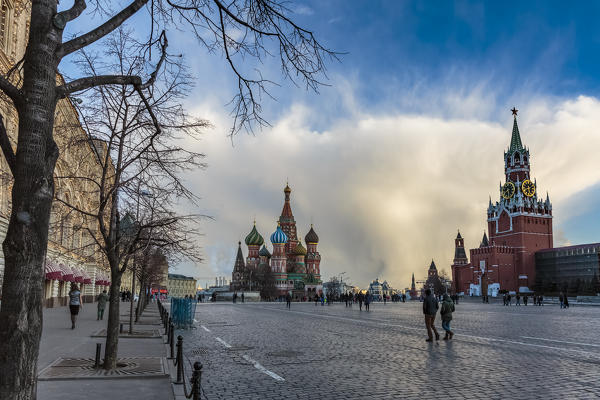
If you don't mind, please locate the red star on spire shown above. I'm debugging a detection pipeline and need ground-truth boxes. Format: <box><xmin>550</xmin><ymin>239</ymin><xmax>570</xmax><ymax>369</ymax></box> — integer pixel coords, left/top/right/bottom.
<box><xmin>511</xmin><ymin>107</ymin><xmax>518</xmax><ymax>116</ymax></box>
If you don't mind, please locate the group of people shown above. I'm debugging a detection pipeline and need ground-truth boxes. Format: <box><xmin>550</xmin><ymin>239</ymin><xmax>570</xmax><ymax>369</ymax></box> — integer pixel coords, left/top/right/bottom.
<box><xmin>67</xmin><ymin>283</ymin><xmax>109</xmax><ymax>329</ymax></box>
<box><xmin>120</xmin><ymin>290</ymin><xmax>133</xmax><ymax>302</ymax></box>
<box><xmin>559</xmin><ymin>292</ymin><xmax>570</xmax><ymax>308</ymax></box>
<box><xmin>501</xmin><ymin>293</ymin><xmax>545</xmax><ymax>306</ymax></box>
<box><xmin>422</xmin><ymin>289</ymin><xmax>455</xmax><ymax>342</ymax></box>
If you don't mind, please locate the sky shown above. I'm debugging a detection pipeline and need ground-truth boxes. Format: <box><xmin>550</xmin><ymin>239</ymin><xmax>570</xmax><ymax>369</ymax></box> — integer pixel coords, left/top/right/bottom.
<box><xmin>61</xmin><ymin>1</ymin><xmax>600</xmax><ymax>290</ymax></box>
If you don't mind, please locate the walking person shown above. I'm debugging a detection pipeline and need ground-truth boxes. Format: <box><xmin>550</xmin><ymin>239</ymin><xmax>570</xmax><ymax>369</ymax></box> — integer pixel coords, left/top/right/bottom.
<box><xmin>516</xmin><ymin>293</ymin><xmax>521</xmax><ymax>306</ymax></box>
<box><xmin>440</xmin><ymin>293</ymin><xmax>455</xmax><ymax>340</ymax></box>
<box><xmin>523</xmin><ymin>295</ymin><xmax>528</xmax><ymax>306</ymax></box>
<box><xmin>69</xmin><ymin>283</ymin><xmax>83</xmax><ymax>329</ymax></box>
<box><xmin>564</xmin><ymin>295</ymin><xmax>569</xmax><ymax>309</ymax></box>
<box><xmin>365</xmin><ymin>292</ymin><xmax>371</xmax><ymax>311</ymax></box>
<box><xmin>358</xmin><ymin>293</ymin><xmax>363</xmax><ymax>311</ymax></box>
<box><xmin>241</xmin><ymin>292</ymin><xmax>245</xmax><ymax>303</ymax></box>
<box><xmin>286</xmin><ymin>292</ymin><xmax>292</xmax><ymax>309</ymax></box>
<box><xmin>314</xmin><ymin>294</ymin><xmax>319</xmax><ymax>306</ymax></box>
<box><xmin>423</xmin><ymin>289</ymin><xmax>440</xmax><ymax>342</ymax></box>
<box><xmin>383</xmin><ymin>294</ymin><xmax>387</xmax><ymax>305</ymax></box>
<box><xmin>559</xmin><ymin>292</ymin><xmax>564</xmax><ymax>309</ymax></box>
<box><xmin>96</xmin><ymin>289</ymin><xmax>108</xmax><ymax>320</ymax></box>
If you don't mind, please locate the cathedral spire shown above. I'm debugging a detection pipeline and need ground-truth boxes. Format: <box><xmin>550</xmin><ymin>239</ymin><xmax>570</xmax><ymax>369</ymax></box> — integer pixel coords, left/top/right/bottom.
<box><xmin>509</xmin><ymin>108</ymin><xmax>524</xmax><ymax>153</ymax></box>
<box><xmin>281</xmin><ymin>183</ymin><xmax>294</xmax><ymax>218</ymax></box>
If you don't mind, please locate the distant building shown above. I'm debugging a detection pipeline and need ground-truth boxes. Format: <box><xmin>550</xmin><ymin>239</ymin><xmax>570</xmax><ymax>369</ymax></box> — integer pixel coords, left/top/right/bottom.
<box><xmin>423</xmin><ymin>260</ymin><xmax>445</xmax><ymax>296</ymax></box>
<box><xmin>535</xmin><ymin>243</ymin><xmax>600</xmax><ymax>294</ymax></box>
<box><xmin>167</xmin><ymin>274</ymin><xmax>197</xmax><ymax>297</ymax></box>
<box><xmin>230</xmin><ymin>184</ymin><xmax>323</xmax><ymax>298</ymax></box>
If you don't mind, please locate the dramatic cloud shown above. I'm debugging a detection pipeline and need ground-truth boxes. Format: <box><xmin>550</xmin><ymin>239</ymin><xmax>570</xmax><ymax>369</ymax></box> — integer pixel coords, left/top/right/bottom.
<box><xmin>174</xmin><ymin>94</ymin><xmax>600</xmax><ymax>291</ymax></box>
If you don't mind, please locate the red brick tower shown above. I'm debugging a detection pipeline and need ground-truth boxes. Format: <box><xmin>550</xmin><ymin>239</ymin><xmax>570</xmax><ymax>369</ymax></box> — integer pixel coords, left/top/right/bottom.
<box><xmin>483</xmin><ymin>108</ymin><xmax>553</xmax><ymax>291</ymax></box>
<box><xmin>270</xmin><ymin>222</ymin><xmax>289</xmax><ymax>295</ymax></box>
<box><xmin>279</xmin><ymin>184</ymin><xmax>298</xmax><ymax>268</ymax></box>
<box><xmin>451</xmin><ymin>231</ymin><xmax>469</xmax><ymax>293</ymax></box>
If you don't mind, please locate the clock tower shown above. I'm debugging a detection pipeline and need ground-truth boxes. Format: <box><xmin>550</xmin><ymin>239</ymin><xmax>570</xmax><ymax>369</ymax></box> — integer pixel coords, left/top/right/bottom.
<box><xmin>483</xmin><ymin>109</ymin><xmax>553</xmax><ymax>291</ymax></box>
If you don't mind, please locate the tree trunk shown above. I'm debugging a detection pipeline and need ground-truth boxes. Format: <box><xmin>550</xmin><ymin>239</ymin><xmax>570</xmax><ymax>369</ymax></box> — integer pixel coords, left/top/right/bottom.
<box><xmin>129</xmin><ymin>267</ymin><xmax>135</xmax><ymax>334</ymax></box>
<box><xmin>104</xmin><ymin>269</ymin><xmax>122</xmax><ymax>369</ymax></box>
<box><xmin>0</xmin><ymin>2</ymin><xmax>60</xmax><ymax>399</ymax></box>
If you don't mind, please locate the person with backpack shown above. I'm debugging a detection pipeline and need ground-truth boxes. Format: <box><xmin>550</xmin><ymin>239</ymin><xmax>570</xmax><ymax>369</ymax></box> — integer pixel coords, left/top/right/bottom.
<box><xmin>440</xmin><ymin>293</ymin><xmax>455</xmax><ymax>340</ymax></box>
<box><xmin>423</xmin><ymin>289</ymin><xmax>440</xmax><ymax>342</ymax></box>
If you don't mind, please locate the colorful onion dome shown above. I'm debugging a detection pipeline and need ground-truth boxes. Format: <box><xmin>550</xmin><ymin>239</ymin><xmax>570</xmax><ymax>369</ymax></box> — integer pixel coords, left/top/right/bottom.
<box><xmin>270</xmin><ymin>223</ymin><xmax>288</xmax><ymax>244</ymax></box>
<box><xmin>244</xmin><ymin>223</ymin><xmax>264</xmax><ymax>246</ymax></box>
<box><xmin>293</xmin><ymin>240</ymin><xmax>307</xmax><ymax>256</ymax></box>
<box><xmin>305</xmin><ymin>224</ymin><xmax>319</xmax><ymax>244</ymax></box>
<box><xmin>259</xmin><ymin>245</ymin><xmax>271</xmax><ymax>258</ymax></box>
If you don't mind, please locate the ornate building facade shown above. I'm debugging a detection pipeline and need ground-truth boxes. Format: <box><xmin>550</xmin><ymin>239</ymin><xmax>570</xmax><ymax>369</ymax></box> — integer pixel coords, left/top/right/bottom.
<box><xmin>452</xmin><ymin>110</ymin><xmax>554</xmax><ymax>295</ymax></box>
<box><xmin>0</xmin><ymin>2</ymin><xmax>117</xmax><ymax>306</ymax></box>
<box><xmin>230</xmin><ymin>184</ymin><xmax>322</xmax><ymax>298</ymax></box>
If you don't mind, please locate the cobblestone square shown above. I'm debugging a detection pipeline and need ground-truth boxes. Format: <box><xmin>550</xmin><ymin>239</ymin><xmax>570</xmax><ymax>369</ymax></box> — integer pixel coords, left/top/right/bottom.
<box><xmin>180</xmin><ymin>301</ymin><xmax>600</xmax><ymax>399</ymax></box>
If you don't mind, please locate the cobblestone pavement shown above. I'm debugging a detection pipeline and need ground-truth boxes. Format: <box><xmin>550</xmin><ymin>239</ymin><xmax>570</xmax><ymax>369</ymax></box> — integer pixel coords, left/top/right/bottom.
<box><xmin>179</xmin><ymin>301</ymin><xmax>600</xmax><ymax>399</ymax></box>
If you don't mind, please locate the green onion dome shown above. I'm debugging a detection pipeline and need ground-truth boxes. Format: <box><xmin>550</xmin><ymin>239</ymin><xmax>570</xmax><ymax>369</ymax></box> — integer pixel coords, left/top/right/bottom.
<box><xmin>293</xmin><ymin>240</ymin><xmax>307</xmax><ymax>256</ymax></box>
<box><xmin>244</xmin><ymin>223</ymin><xmax>264</xmax><ymax>246</ymax></box>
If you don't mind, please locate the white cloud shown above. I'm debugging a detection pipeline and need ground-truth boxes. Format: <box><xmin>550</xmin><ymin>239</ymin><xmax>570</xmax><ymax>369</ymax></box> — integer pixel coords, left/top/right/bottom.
<box><xmin>173</xmin><ymin>94</ymin><xmax>600</xmax><ymax>291</ymax></box>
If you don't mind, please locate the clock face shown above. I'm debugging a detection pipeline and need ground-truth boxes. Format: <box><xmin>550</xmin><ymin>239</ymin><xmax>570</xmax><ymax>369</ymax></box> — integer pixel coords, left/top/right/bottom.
<box><xmin>502</xmin><ymin>182</ymin><xmax>515</xmax><ymax>199</ymax></box>
<box><xmin>522</xmin><ymin>179</ymin><xmax>536</xmax><ymax>197</ymax></box>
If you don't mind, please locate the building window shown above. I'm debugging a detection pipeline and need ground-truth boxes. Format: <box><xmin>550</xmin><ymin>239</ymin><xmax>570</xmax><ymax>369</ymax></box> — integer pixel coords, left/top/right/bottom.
<box><xmin>0</xmin><ymin>1</ymin><xmax>12</xmax><ymax>53</ymax></box>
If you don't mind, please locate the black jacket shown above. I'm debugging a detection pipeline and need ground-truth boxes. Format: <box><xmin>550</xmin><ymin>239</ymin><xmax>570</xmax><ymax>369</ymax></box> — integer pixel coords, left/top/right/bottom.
<box><xmin>423</xmin><ymin>294</ymin><xmax>439</xmax><ymax>316</ymax></box>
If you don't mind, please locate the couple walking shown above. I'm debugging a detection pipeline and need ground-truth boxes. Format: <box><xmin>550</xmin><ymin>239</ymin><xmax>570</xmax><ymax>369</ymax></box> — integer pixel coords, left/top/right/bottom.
<box><xmin>423</xmin><ymin>289</ymin><xmax>454</xmax><ymax>342</ymax></box>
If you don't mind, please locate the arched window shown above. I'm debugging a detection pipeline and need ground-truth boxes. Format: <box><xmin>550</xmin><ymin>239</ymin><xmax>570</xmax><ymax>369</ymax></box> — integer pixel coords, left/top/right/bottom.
<box><xmin>514</xmin><ymin>153</ymin><xmax>521</xmax><ymax>164</ymax></box>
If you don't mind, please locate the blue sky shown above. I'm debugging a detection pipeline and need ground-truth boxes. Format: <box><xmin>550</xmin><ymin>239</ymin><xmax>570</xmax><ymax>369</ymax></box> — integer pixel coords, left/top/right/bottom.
<box><xmin>59</xmin><ymin>1</ymin><xmax>600</xmax><ymax>287</ymax></box>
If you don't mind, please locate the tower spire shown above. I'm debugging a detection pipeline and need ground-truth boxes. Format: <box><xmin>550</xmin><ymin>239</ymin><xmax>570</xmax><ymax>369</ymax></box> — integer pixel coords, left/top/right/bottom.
<box><xmin>509</xmin><ymin>107</ymin><xmax>524</xmax><ymax>153</ymax></box>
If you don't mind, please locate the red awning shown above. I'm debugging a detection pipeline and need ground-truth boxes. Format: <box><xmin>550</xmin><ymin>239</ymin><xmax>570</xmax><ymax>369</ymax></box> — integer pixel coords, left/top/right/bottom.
<box><xmin>59</xmin><ymin>264</ymin><xmax>74</xmax><ymax>282</ymax></box>
<box><xmin>44</xmin><ymin>259</ymin><xmax>62</xmax><ymax>280</ymax></box>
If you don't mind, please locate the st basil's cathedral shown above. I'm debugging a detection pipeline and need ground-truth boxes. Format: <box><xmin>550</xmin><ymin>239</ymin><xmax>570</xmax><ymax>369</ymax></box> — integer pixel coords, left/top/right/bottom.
<box><xmin>452</xmin><ymin>109</ymin><xmax>554</xmax><ymax>296</ymax></box>
<box><xmin>231</xmin><ymin>184</ymin><xmax>323</xmax><ymax>298</ymax></box>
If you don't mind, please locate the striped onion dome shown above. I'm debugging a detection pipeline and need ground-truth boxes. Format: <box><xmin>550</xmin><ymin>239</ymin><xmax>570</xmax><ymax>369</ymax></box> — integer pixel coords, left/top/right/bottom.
<box><xmin>244</xmin><ymin>223</ymin><xmax>264</xmax><ymax>246</ymax></box>
<box><xmin>270</xmin><ymin>223</ymin><xmax>288</xmax><ymax>244</ymax></box>
<box><xmin>293</xmin><ymin>240</ymin><xmax>307</xmax><ymax>256</ymax></box>
<box><xmin>259</xmin><ymin>245</ymin><xmax>271</xmax><ymax>258</ymax></box>
<box><xmin>305</xmin><ymin>224</ymin><xmax>319</xmax><ymax>244</ymax></box>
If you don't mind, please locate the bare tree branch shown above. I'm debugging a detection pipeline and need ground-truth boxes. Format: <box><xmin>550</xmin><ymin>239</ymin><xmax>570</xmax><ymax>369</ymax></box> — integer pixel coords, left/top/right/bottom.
<box><xmin>58</xmin><ymin>0</ymin><xmax>88</xmax><ymax>23</ymax></box>
<box><xmin>0</xmin><ymin>76</ymin><xmax>22</xmax><ymax>104</ymax></box>
<box><xmin>56</xmin><ymin>75</ymin><xmax>142</xmax><ymax>98</ymax></box>
<box><xmin>57</xmin><ymin>0</ymin><xmax>149</xmax><ymax>58</ymax></box>
<box><xmin>0</xmin><ymin>114</ymin><xmax>15</xmax><ymax>174</ymax></box>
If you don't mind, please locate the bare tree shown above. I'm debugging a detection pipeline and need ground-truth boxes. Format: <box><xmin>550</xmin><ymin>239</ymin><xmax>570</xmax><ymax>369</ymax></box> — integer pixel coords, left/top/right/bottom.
<box><xmin>54</xmin><ymin>30</ymin><xmax>205</xmax><ymax>369</ymax></box>
<box><xmin>0</xmin><ymin>1</ymin><xmax>336</xmax><ymax>397</ymax></box>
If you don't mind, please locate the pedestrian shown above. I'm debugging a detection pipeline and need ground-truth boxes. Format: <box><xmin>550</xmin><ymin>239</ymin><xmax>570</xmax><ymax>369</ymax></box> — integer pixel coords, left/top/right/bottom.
<box><xmin>440</xmin><ymin>293</ymin><xmax>455</xmax><ymax>340</ymax></box>
<box><xmin>233</xmin><ymin>292</ymin><xmax>237</xmax><ymax>303</ymax></box>
<box><xmin>286</xmin><ymin>293</ymin><xmax>292</xmax><ymax>309</ymax></box>
<box><xmin>507</xmin><ymin>294</ymin><xmax>511</xmax><ymax>306</ymax></box>
<box><xmin>564</xmin><ymin>295</ymin><xmax>569</xmax><ymax>309</ymax></box>
<box><xmin>383</xmin><ymin>294</ymin><xmax>387</xmax><ymax>305</ymax></box>
<box><xmin>358</xmin><ymin>293</ymin><xmax>363</xmax><ymax>311</ymax></box>
<box><xmin>559</xmin><ymin>292</ymin><xmax>564</xmax><ymax>309</ymax></box>
<box><xmin>121</xmin><ymin>290</ymin><xmax>126</xmax><ymax>302</ymax></box>
<box><xmin>68</xmin><ymin>283</ymin><xmax>83</xmax><ymax>329</ymax></box>
<box><xmin>523</xmin><ymin>295</ymin><xmax>528</xmax><ymax>306</ymax></box>
<box><xmin>344</xmin><ymin>293</ymin><xmax>348</xmax><ymax>307</ymax></box>
<box><xmin>402</xmin><ymin>294</ymin><xmax>406</xmax><ymax>303</ymax></box>
<box><xmin>538</xmin><ymin>294</ymin><xmax>543</xmax><ymax>306</ymax></box>
<box><xmin>241</xmin><ymin>292</ymin><xmax>245</xmax><ymax>303</ymax></box>
<box><xmin>96</xmin><ymin>289</ymin><xmax>108</xmax><ymax>320</ymax></box>
<box><xmin>516</xmin><ymin>293</ymin><xmax>520</xmax><ymax>306</ymax></box>
<box><xmin>533</xmin><ymin>295</ymin><xmax>537</xmax><ymax>306</ymax></box>
<box><xmin>365</xmin><ymin>292</ymin><xmax>371</xmax><ymax>311</ymax></box>
<box><xmin>423</xmin><ymin>289</ymin><xmax>440</xmax><ymax>342</ymax></box>
<box><xmin>502</xmin><ymin>293</ymin><xmax>507</xmax><ymax>306</ymax></box>
<box><xmin>315</xmin><ymin>294</ymin><xmax>319</xmax><ymax>306</ymax></box>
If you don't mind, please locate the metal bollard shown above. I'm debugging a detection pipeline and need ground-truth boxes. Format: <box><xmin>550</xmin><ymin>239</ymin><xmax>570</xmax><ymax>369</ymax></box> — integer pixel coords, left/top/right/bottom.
<box><xmin>94</xmin><ymin>343</ymin><xmax>102</xmax><ymax>368</ymax></box>
<box><xmin>191</xmin><ymin>362</ymin><xmax>203</xmax><ymax>400</ymax></box>
<box><xmin>169</xmin><ymin>323</ymin><xmax>175</xmax><ymax>358</ymax></box>
<box><xmin>176</xmin><ymin>335</ymin><xmax>184</xmax><ymax>384</ymax></box>
<box><xmin>119</xmin><ymin>323</ymin><xmax>123</xmax><ymax>333</ymax></box>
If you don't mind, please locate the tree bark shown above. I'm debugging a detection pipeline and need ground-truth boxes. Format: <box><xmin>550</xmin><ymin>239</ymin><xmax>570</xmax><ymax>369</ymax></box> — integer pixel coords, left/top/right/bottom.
<box><xmin>0</xmin><ymin>2</ymin><xmax>61</xmax><ymax>399</ymax></box>
<box><xmin>104</xmin><ymin>268</ymin><xmax>122</xmax><ymax>370</ymax></box>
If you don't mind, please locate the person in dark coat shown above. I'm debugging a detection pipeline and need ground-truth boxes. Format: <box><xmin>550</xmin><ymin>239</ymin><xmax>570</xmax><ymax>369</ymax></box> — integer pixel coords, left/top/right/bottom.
<box><xmin>286</xmin><ymin>293</ymin><xmax>292</xmax><ymax>309</ymax></box>
<box><xmin>423</xmin><ymin>289</ymin><xmax>440</xmax><ymax>342</ymax></box>
<box><xmin>440</xmin><ymin>294</ymin><xmax>455</xmax><ymax>340</ymax></box>
<box><xmin>365</xmin><ymin>292</ymin><xmax>371</xmax><ymax>311</ymax></box>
